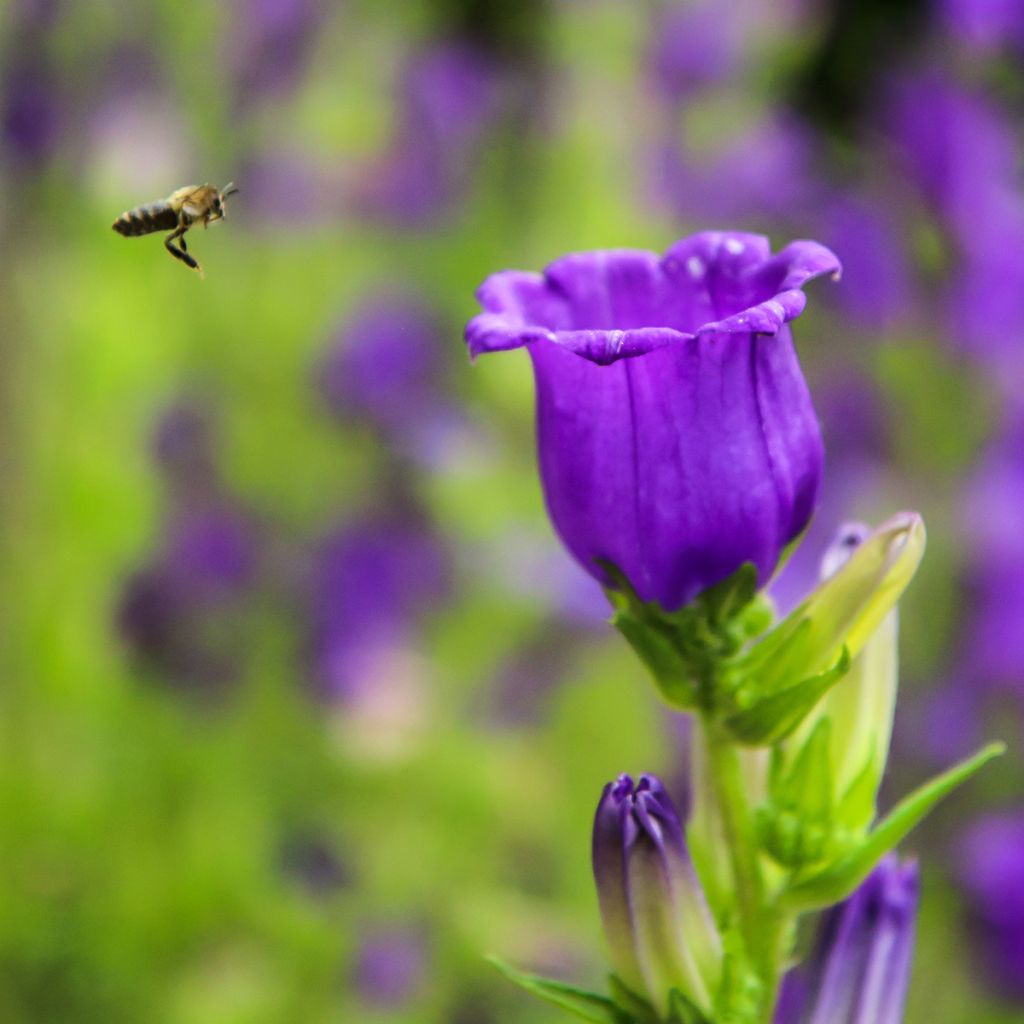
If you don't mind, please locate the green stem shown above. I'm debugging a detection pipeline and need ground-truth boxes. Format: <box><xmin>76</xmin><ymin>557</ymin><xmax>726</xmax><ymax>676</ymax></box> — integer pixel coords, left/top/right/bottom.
<box><xmin>701</xmin><ymin>718</ymin><xmax>789</xmax><ymax>1024</ymax></box>
<box><xmin>701</xmin><ymin>720</ymin><xmax>765</xmax><ymax>965</ymax></box>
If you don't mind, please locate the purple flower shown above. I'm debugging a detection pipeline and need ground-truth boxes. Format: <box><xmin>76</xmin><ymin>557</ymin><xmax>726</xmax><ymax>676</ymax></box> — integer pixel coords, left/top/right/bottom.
<box><xmin>351</xmin><ymin>41</ymin><xmax>500</xmax><ymax>225</ymax></box>
<box><xmin>775</xmin><ymin>856</ymin><xmax>919</xmax><ymax>1024</ymax></box>
<box><xmin>938</xmin><ymin>0</ymin><xmax>1024</xmax><ymax>52</ymax></box>
<box><xmin>592</xmin><ymin>773</ymin><xmax>720</xmax><ymax>1015</ymax></box>
<box><xmin>307</xmin><ymin>517</ymin><xmax>449</xmax><ymax>701</ymax></box>
<box><xmin>353</xmin><ymin>923</ymin><xmax>429</xmax><ymax>1009</ymax></box>
<box><xmin>316</xmin><ymin>290</ymin><xmax>447</xmax><ymax>437</ymax></box>
<box><xmin>117</xmin><ymin>503</ymin><xmax>259</xmax><ymax>689</ymax></box>
<box><xmin>958</xmin><ymin>405</ymin><xmax>1024</xmax><ymax>694</ymax></box>
<box><xmin>226</xmin><ymin>0</ymin><xmax>324</xmax><ymax>109</ymax></box>
<box><xmin>465</xmin><ymin>232</ymin><xmax>840</xmax><ymax>611</ymax></box>
<box><xmin>648</xmin><ymin>1</ymin><xmax>740</xmax><ymax>102</ymax></box>
<box><xmin>818</xmin><ymin>193</ymin><xmax>916</xmax><ymax>332</ymax></box>
<box><xmin>117</xmin><ymin>403</ymin><xmax>260</xmax><ymax>691</ymax></box>
<box><xmin>653</xmin><ymin>114</ymin><xmax>823</xmax><ymax>226</ymax></box>
<box><xmin>958</xmin><ymin>812</ymin><xmax>1024</xmax><ymax>1002</ymax></box>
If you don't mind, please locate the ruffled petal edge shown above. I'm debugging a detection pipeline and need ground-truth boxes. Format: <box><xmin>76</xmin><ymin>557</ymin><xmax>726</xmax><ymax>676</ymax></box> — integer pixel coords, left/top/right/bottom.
<box><xmin>465</xmin><ymin>232</ymin><xmax>842</xmax><ymax>365</ymax></box>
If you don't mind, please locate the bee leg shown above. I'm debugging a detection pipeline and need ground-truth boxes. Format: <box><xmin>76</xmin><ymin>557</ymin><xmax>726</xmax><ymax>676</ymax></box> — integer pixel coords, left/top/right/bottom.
<box><xmin>164</xmin><ymin>227</ymin><xmax>200</xmax><ymax>274</ymax></box>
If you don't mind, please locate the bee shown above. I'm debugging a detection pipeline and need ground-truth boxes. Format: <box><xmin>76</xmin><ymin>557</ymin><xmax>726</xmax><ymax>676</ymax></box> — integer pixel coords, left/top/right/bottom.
<box><xmin>112</xmin><ymin>182</ymin><xmax>238</xmax><ymax>276</ymax></box>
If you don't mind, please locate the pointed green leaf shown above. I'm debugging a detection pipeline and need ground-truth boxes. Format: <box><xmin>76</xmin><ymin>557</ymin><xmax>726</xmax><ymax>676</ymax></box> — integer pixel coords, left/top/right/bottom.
<box><xmin>834</xmin><ymin>745</ymin><xmax>882</xmax><ymax>834</ymax></box>
<box><xmin>782</xmin><ymin>742</ymin><xmax>1005</xmax><ymax>910</ymax></box>
<box><xmin>607</xmin><ymin>975</ymin><xmax>659</xmax><ymax>1024</ymax></box>
<box><xmin>697</xmin><ymin>562</ymin><xmax>759</xmax><ymax>627</ymax></box>
<box><xmin>488</xmin><ymin>957</ymin><xmax>626</xmax><ymax>1023</ymax></box>
<box><xmin>613</xmin><ymin>611</ymin><xmax>698</xmax><ymax>709</ymax></box>
<box><xmin>667</xmin><ymin>988</ymin><xmax>713</xmax><ymax>1024</ymax></box>
<box><xmin>724</xmin><ymin>647</ymin><xmax>851</xmax><ymax>745</ymax></box>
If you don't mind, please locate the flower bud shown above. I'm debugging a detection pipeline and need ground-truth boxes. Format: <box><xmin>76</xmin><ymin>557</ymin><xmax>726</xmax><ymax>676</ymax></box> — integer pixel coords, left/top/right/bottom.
<box><xmin>743</xmin><ymin>512</ymin><xmax>924</xmax><ymax>701</ymax></box>
<box><xmin>775</xmin><ymin>855</ymin><xmax>918</xmax><ymax>1024</ymax></box>
<box><xmin>790</xmin><ymin>522</ymin><xmax>901</xmax><ymax>835</ymax></box>
<box><xmin>592</xmin><ymin>773</ymin><xmax>721</xmax><ymax>1015</ymax></box>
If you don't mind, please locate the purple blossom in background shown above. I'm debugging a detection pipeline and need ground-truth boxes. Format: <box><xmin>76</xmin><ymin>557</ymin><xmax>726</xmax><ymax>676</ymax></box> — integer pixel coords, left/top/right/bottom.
<box><xmin>351</xmin><ymin>41</ymin><xmax>499</xmax><ymax>225</ymax></box>
<box><xmin>466</xmin><ymin>232</ymin><xmax>839</xmax><ymax>611</ymax></box>
<box><xmin>938</xmin><ymin>0</ymin><xmax>1024</xmax><ymax>52</ymax></box>
<box><xmin>884</xmin><ymin>72</ymin><xmax>1024</xmax><ymax>366</ymax></box>
<box><xmin>227</xmin><ymin>0</ymin><xmax>324</xmax><ymax>110</ymax></box>
<box><xmin>654</xmin><ymin>113</ymin><xmax>823</xmax><ymax>226</ymax></box>
<box><xmin>957</xmin><ymin>405</ymin><xmax>1024</xmax><ymax>697</ymax></box>
<box><xmin>648</xmin><ymin>0</ymin><xmax>739</xmax><ymax>102</ymax></box>
<box><xmin>353</xmin><ymin>923</ymin><xmax>429</xmax><ymax>1009</ymax></box>
<box><xmin>118</xmin><ymin>502</ymin><xmax>259</xmax><ymax>689</ymax></box>
<box><xmin>117</xmin><ymin>404</ymin><xmax>260</xmax><ymax>691</ymax></box>
<box><xmin>818</xmin><ymin>193</ymin><xmax>916</xmax><ymax>332</ymax></box>
<box><xmin>317</xmin><ymin>289</ymin><xmax>448</xmax><ymax>438</ymax></box>
<box><xmin>306</xmin><ymin>516</ymin><xmax>449</xmax><ymax>702</ymax></box>
<box><xmin>958</xmin><ymin>812</ymin><xmax>1024</xmax><ymax>1002</ymax></box>
<box><xmin>775</xmin><ymin>856</ymin><xmax>919</xmax><ymax>1024</ymax></box>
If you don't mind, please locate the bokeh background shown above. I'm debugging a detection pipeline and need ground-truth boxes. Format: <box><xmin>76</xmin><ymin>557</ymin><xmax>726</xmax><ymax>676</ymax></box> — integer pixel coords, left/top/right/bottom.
<box><xmin>2</xmin><ymin>0</ymin><xmax>1023</xmax><ymax>1021</ymax></box>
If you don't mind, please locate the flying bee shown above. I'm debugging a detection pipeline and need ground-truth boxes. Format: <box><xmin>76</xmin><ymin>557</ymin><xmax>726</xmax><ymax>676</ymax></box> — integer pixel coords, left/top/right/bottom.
<box><xmin>112</xmin><ymin>182</ymin><xmax>238</xmax><ymax>276</ymax></box>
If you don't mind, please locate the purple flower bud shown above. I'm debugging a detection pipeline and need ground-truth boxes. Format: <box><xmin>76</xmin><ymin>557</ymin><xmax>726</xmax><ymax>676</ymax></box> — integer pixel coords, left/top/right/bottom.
<box><xmin>775</xmin><ymin>855</ymin><xmax>919</xmax><ymax>1024</ymax></box>
<box><xmin>592</xmin><ymin>773</ymin><xmax>720</xmax><ymax>1015</ymax></box>
<box><xmin>465</xmin><ymin>232</ymin><xmax>840</xmax><ymax>611</ymax></box>
<box><xmin>958</xmin><ymin>812</ymin><xmax>1024</xmax><ymax>1002</ymax></box>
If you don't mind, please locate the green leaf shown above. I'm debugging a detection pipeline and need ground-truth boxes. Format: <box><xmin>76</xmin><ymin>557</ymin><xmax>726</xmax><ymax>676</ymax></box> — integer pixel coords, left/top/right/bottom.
<box><xmin>613</xmin><ymin>611</ymin><xmax>698</xmax><ymax>709</ymax></box>
<box><xmin>724</xmin><ymin>647</ymin><xmax>851</xmax><ymax>745</ymax></box>
<box><xmin>667</xmin><ymin>988</ymin><xmax>713</xmax><ymax>1024</ymax></box>
<box><xmin>781</xmin><ymin>742</ymin><xmax>1006</xmax><ymax>910</ymax></box>
<box><xmin>760</xmin><ymin>720</ymin><xmax>835</xmax><ymax>868</ymax></box>
<box><xmin>488</xmin><ymin>958</ymin><xmax>627</xmax><ymax>1023</ymax></box>
<box><xmin>696</xmin><ymin>562</ymin><xmax>759</xmax><ymax>627</ymax></box>
<box><xmin>607</xmin><ymin>975</ymin><xmax>659</xmax><ymax>1024</ymax></box>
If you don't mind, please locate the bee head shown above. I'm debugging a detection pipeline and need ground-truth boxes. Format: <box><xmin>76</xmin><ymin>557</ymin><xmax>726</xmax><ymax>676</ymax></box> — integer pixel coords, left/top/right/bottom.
<box><xmin>213</xmin><ymin>182</ymin><xmax>237</xmax><ymax>221</ymax></box>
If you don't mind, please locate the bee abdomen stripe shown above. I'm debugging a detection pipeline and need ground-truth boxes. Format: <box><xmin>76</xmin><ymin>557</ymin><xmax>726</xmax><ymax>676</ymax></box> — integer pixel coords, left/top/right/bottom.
<box><xmin>112</xmin><ymin>201</ymin><xmax>178</xmax><ymax>236</ymax></box>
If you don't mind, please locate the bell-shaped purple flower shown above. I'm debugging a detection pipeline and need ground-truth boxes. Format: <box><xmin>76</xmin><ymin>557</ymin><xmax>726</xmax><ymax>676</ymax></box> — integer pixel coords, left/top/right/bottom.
<box><xmin>592</xmin><ymin>773</ymin><xmax>720</xmax><ymax>1015</ymax></box>
<box><xmin>465</xmin><ymin>232</ymin><xmax>840</xmax><ymax>611</ymax></box>
<box><xmin>775</xmin><ymin>855</ymin><xmax>919</xmax><ymax>1024</ymax></box>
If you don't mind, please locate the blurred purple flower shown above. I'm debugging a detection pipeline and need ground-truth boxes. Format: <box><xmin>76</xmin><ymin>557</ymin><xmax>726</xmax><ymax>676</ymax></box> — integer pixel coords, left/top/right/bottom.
<box><xmin>775</xmin><ymin>856</ymin><xmax>919</xmax><ymax>1024</ymax></box>
<box><xmin>351</xmin><ymin>41</ymin><xmax>500</xmax><ymax>224</ymax></box>
<box><xmin>648</xmin><ymin>0</ymin><xmax>739</xmax><ymax>102</ymax></box>
<box><xmin>118</xmin><ymin>502</ymin><xmax>259</xmax><ymax>689</ymax></box>
<box><xmin>353</xmin><ymin>923</ymin><xmax>429</xmax><ymax>1009</ymax></box>
<box><xmin>654</xmin><ymin>113</ymin><xmax>823</xmax><ymax>226</ymax></box>
<box><xmin>958</xmin><ymin>812</ymin><xmax>1024</xmax><ymax>1002</ymax></box>
<box><xmin>884</xmin><ymin>72</ymin><xmax>1024</xmax><ymax>365</ymax></box>
<box><xmin>958</xmin><ymin>405</ymin><xmax>1024</xmax><ymax>694</ymax></box>
<box><xmin>227</xmin><ymin>0</ymin><xmax>324</xmax><ymax>109</ymax></box>
<box><xmin>938</xmin><ymin>0</ymin><xmax>1024</xmax><ymax>52</ymax></box>
<box><xmin>117</xmin><ymin>403</ymin><xmax>260</xmax><ymax>691</ymax></box>
<box><xmin>819</xmin><ymin>193</ymin><xmax>916</xmax><ymax>331</ymax></box>
<box><xmin>466</xmin><ymin>232</ymin><xmax>839</xmax><ymax>611</ymax></box>
<box><xmin>307</xmin><ymin>517</ymin><xmax>449</xmax><ymax>701</ymax></box>
<box><xmin>884</xmin><ymin>73</ymin><xmax>1017</xmax><ymax>232</ymax></box>
<box><xmin>1</xmin><ymin>59</ymin><xmax>61</xmax><ymax>169</ymax></box>
<box><xmin>316</xmin><ymin>289</ymin><xmax>448</xmax><ymax>438</ymax></box>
